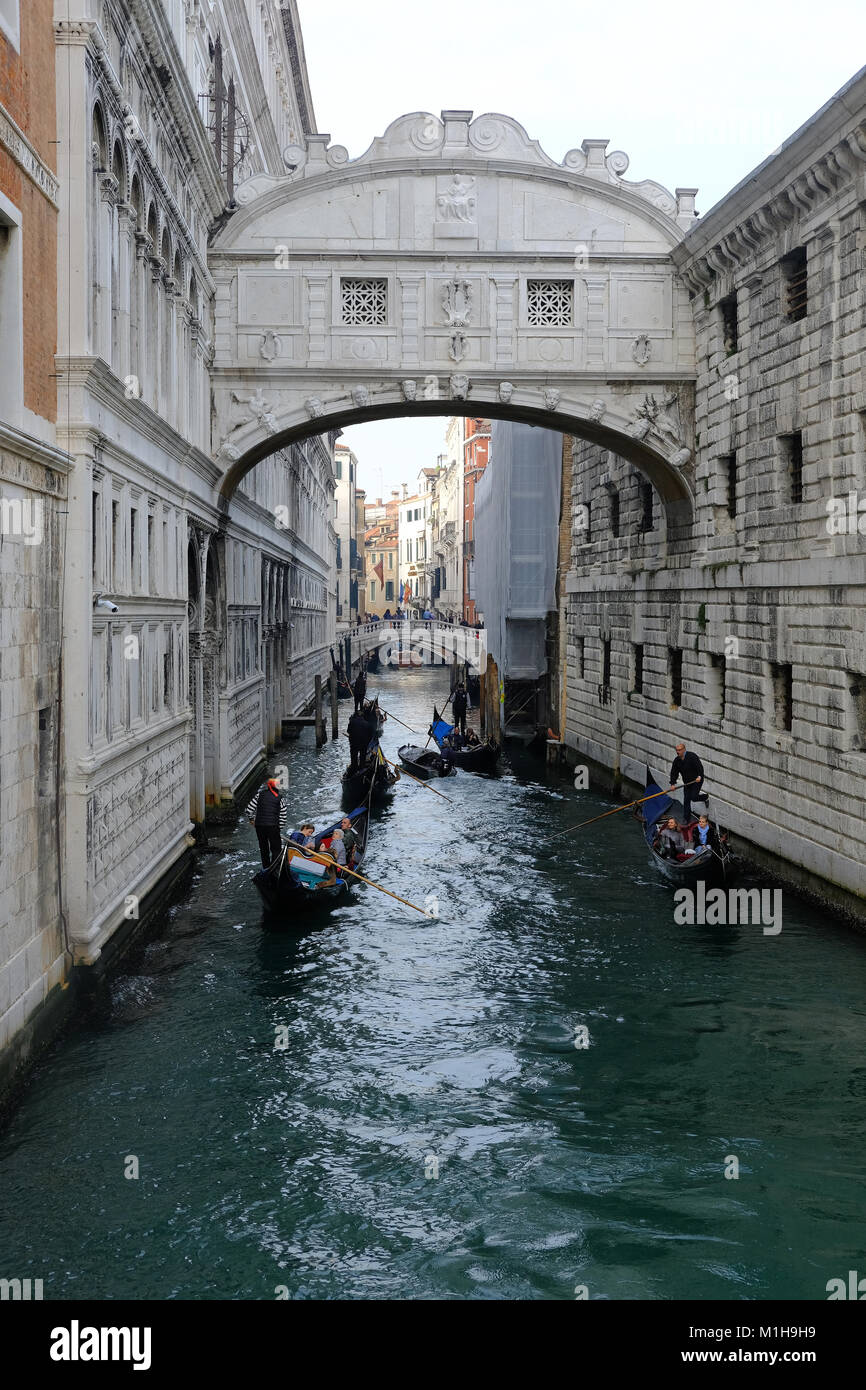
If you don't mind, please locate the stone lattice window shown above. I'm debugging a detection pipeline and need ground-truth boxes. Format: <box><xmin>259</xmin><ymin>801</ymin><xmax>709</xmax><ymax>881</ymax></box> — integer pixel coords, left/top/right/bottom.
<box><xmin>341</xmin><ymin>277</ymin><xmax>387</xmax><ymax>325</ymax></box>
<box><xmin>527</xmin><ymin>279</ymin><xmax>573</xmax><ymax>326</ymax></box>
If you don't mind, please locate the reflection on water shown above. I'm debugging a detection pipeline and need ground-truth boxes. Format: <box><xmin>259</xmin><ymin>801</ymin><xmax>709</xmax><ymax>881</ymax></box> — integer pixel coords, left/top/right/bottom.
<box><xmin>1</xmin><ymin>668</ymin><xmax>865</xmax><ymax>1301</ymax></box>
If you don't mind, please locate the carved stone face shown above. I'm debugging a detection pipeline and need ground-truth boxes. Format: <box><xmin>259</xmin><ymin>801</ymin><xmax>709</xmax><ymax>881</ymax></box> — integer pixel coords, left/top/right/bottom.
<box><xmin>450</xmin><ymin>374</ymin><xmax>469</xmax><ymax>399</ymax></box>
<box><xmin>401</xmin><ymin>379</ymin><xmax>417</xmax><ymax>401</ymax></box>
<box><xmin>352</xmin><ymin>386</ymin><xmax>370</xmax><ymax>409</ymax></box>
<box><xmin>589</xmin><ymin>398</ymin><xmax>606</xmax><ymax>422</ymax></box>
<box><xmin>498</xmin><ymin>381</ymin><xmax>514</xmax><ymax>404</ymax></box>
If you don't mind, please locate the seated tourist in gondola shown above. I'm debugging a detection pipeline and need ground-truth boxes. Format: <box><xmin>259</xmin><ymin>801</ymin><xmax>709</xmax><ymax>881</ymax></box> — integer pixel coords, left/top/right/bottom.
<box><xmin>340</xmin><ymin>816</ymin><xmax>358</xmax><ymax>864</ymax></box>
<box><xmin>693</xmin><ymin>813</ymin><xmax>718</xmax><ymax>852</ymax></box>
<box><xmin>464</xmin><ymin>729</ymin><xmax>480</xmax><ymax>747</ymax></box>
<box><xmin>655</xmin><ymin>817</ymin><xmax>687</xmax><ymax>858</ymax></box>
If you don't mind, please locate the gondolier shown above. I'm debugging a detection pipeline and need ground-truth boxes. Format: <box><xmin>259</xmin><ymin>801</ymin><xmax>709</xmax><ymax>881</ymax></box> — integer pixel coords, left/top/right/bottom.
<box><xmin>451</xmin><ymin>682</ymin><xmax>468</xmax><ymax>737</ymax></box>
<box><xmin>352</xmin><ymin>667</ymin><xmax>367</xmax><ymax>712</ymax></box>
<box><xmin>246</xmin><ymin>776</ymin><xmax>288</xmax><ymax>868</ymax></box>
<box><xmin>669</xmin><ymin>741</ymin><xmax>705</xmax><ymax>821</ymax></box>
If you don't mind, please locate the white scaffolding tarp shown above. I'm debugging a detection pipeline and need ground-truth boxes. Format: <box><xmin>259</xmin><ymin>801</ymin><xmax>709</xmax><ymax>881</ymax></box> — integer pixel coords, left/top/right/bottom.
<box><xmin>473</xmin><ymin>422</ymin><xmax>562</xmax><ymax>680</ymax></box>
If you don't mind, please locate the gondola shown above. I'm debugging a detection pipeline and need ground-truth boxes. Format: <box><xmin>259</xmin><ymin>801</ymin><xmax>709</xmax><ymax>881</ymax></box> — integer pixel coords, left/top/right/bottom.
<box><xmin>637</xmin><ymin>767</ymin><xmax>732</xmax><ymax>886</ymax></box>
<box><xmin>341</xmin><ymin>741</ymin><xmax>398</xmax><ymax>804</ymax></box>
<box><xmin>365</xmin><ymin>650</ymin><xmax>380</xmax><ymax>674</ymax></box>
<box><xmin>253</xmin><ymin>805</ymin><xmax>369</xmax><ymax>916</ymax></box>
<box><xmin>429</xmin><ymin>707</ymin><xmax>501</xmax><ymax>775</ymax></box>
<box><xmin>397</xmin><ymin>743</ymin><xmax>457</xmax><ymax>779</ymax></box>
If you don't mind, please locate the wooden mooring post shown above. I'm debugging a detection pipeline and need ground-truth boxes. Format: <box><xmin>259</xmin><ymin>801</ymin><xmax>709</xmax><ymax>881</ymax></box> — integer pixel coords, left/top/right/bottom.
<box><xmin>314</xmin><ymin>674</ymin><xmax>326</xmax><ymax>746</ymax></box>
<box><xmin>329</xmin><ymin>668</ymin><xmax>339</xmax><ymax>739</ymax></box>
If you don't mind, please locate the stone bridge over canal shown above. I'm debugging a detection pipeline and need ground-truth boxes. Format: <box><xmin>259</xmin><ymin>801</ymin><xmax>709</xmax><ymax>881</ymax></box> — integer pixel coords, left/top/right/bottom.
<box><xmin>210</xmin><ymin>109</ymin><xmax>701</xmax><ymax>528</ymax></box>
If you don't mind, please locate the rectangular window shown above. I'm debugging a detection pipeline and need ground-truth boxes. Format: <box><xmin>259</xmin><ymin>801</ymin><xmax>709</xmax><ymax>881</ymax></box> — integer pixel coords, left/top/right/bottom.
<box><xmin>147</xmin><ymin>515</ymin><xmax>154</xmax><ymax>591</ymax></box>
<box><xmin>575</xmin><ymin>634</ymin><xmax>585</xmax><ymax>680</ymax></box>
<box><xmin>632</xmin><ymin>642</ymin><xmax>644</xmax><ymax>694</ymax></box>
<box><xmin>388</xmin><ymin>551</ymin><xmax>393</xmax><ymax>570</ymax></box>
<box><xmin>846</xmin><ymin>670</ymin><xmax>866</xmax><ymax>752</ymax></box>
<box><xmin>527</xmin><ymin>279</ymin><xmax>573</xmax><ymax>326</ymax></box>
<box><xmin>638</xmin><ymin>480</ymin><xmax>654</xmax><ymax>533</ymax></box>
<box><xmin>111</xmin><ymin>499</ymin><xmax>120</xmax><ymax>587</ymax></box>
<box><xmin>669</xmin><ymin>647</ymin><xmax>683</xmax><ymax>708</ymax></box>
<box><xmin>722</xmin><ymin>452</ymin><xmax>737</xmax><ymax>519</ymax></box>
<box><xmin>129</xmin><ymin>508</ymin><xmax>138</xmax><ymax>590</ymax></box>
<box><xmin>341</xmin><ymin>277</ymin><xmax>387</xmax><ymax>325</ymax></box>
<box><xmin>708</xmin><ymin>652</ymin><xmax>726</xmax><ymax>720</ymax></box>
<box><xmin>779</xmin><ymin>431</ymin><xmax>804</xmax><ymax>504</ymax></box>
<box><xmin>610</xmin><ymin>488</ymin><xmax>620</xmax><ymax>539</ymax></box>
<box><xmin>719</xmin><ymin>292</ymin><xmax>738</xmax><ymax>354</ymax></box>
<box><xmin>385</xmin><ymin>580</ymin><xmax>394</xmax><ymax>601</ymax></box>
<box><xmin>92</xmin><ymin>491</ymin><xmax>101</xmax><ymax>583</ymax></box>
<box><xmin>602</xmin><ymin>638</ymin><xmax>611</xmax><ymax>687</ymax></box>
<box><xmin>780</xmin><ymin>247</ymin><xmax>807</xmax><ymax>322</ymax></box>
<box><xmin>0</xmin><ymin>209</ymin><xmax>22</xmax><ymax>423</ymax></box>
<box><xmin>370</xmin><ymin>580</ymin><xmax>376</xmax><ymax>601</ymax></box>
<box><xmin>770</xmin><ymin>661</ymin><xmax>793</xmax><ymax>731</ymax></box>
<box><xmin>335</xmin><ymin>457</ymin><xmax>342</xmax><ymax>480</ymax></box>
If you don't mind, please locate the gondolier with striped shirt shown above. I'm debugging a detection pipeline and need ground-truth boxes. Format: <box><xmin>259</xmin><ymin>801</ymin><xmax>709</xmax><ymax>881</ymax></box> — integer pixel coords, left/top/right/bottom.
<box><xmin>669</xmin><ymin>741</ymin><xmax>705</xmax><ymax>822</ymax></box>
<box><xmin>246</xmin><ymin>775</ymin><xmax>288</xmax><ymax>869</ymax></box>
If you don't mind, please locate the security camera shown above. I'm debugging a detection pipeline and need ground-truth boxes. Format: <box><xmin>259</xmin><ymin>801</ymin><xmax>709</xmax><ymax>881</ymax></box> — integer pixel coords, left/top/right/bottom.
<box><xmin>93</xmin><ymin>593</ymin><xmax>119</xmax><ymax>614</ymax></box>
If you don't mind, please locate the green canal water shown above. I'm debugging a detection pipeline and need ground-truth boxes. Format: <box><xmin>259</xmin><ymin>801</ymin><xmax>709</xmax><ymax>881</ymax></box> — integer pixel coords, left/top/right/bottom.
<box><xmin>1</xmin><ymin>667</ymin><xmax>865</xmax><ymax>1301</ymax></box>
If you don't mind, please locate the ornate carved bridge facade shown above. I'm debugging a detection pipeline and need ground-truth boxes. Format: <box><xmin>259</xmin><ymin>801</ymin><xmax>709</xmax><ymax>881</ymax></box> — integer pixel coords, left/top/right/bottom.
<box><xmin>210</xmin><ymin>109</ymin><xmax>700</xmax><ymax>524</ymax></box>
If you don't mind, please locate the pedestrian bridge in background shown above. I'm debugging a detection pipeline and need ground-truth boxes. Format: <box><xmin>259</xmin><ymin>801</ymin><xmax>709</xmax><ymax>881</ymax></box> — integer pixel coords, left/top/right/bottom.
<box><xmin>209</xmin><ymin>109</ymin><xmax>700</xmax><ymax>526</ymax></box>
<box><xmin>338</xmin><ymin>619</ymin><xmax>486</xmax><ymax>671</ymax></box>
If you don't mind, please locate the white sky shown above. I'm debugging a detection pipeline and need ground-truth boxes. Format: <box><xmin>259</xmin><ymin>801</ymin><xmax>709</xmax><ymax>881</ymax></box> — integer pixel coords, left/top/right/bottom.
<box><xmin>296</xmin><ymin>0</ymin><xmax>865</xmax><ymax>498</ymax></box>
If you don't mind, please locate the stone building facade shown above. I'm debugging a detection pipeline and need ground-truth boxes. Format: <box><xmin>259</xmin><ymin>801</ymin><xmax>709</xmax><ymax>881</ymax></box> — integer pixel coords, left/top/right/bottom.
<box><xmin>563</xmin><ymin>68</ymin><xmax>866</xmax><ymax>912</ymax></box>
<box><xmin>0</xmin><ymin>0</ymin><xmax>337</xmax><ymax>1088</ymax></box>
<box><xmin>0</xmin><ymin>0</ymin><xmax>70</xmax><ymax>1078</ymax></box>
<box><xmin>51</xmin><ymin>0</ymin><xmax>336</xmax><ymax>974</ymax></box>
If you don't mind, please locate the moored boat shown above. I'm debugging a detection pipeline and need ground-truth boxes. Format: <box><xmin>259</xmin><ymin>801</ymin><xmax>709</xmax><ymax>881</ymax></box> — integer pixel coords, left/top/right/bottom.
<box><xmin>253</xmin><ymin>805</ymin><xmax>369</xmax><ymax>917</ymax></box>
<box><xmin>430</xmin><ymin>707</ymin><xmax>500</xmax><ymax>775</ymax></box>
<box><xmin>638</xmin><ymin>768</ymin><xmax>733</xmax><ymax>886</ymax></box>
<box><xmin>398</xmin><ymin>743</ymin><xmax>457</xmax><ymax>779</ymax></box>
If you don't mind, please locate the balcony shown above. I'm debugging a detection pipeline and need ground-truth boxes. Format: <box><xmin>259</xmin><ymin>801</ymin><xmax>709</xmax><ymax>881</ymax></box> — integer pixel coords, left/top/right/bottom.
<box><xmin>462</xmin><ymin>539</ymin><xmax>474</xmax><ymax>559</ymax></box>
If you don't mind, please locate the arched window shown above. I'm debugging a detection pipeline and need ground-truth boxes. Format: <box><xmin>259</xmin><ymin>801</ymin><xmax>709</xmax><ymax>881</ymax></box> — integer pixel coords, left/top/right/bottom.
<box><xmin>90</xmin><ymin>105</ymin><xmax>109</xmax><ymax>355</ymax></box>
<box><xmin>129</xmin><ymin>175</ymin><xmax>144</xmax><ymax>382</ymax></box>
<box><xmin>110</xmin><ymin>142</ymin><xmax>126</xmax><ymax>367</ymax></box>
<box><xmin>145</xmin><ymin>204</ymin><xmax>158</xmax><ymax>406</ymax></box>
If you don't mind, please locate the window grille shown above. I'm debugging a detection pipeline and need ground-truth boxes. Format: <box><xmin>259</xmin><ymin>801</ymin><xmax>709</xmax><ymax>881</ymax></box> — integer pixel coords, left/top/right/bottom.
<box><xmin>719</xmin><ymin>292</ymin><xmax>738</xmax><ymax>354</ymax></box>
<box><xmin>527</xmin><ymin>279</ymin><xmax>573</xmax><ymax>326</ymax></box>
<box><xmin>669</xmin><ymin>648</ymin><xmax>683</xmax><ymax>708</ymax></box>
<box><xmin>723</xmin><ymin>452</ymin><xmax>737</xmax><ymax>519</ymax></box>
<box><xmin>780</xmin><ymin>248</ymin><xmax>807</xmax><ymax>322</ymax></box>
<box><xmin>770</xmin><ymin>662</ymin><xmax>793</xmax><ymax>731</ymax></box>
<box><xmin>341</xmin><ymin>278</ymin><xmax>387</xmax><ymax>325</ymax></box>
<box><xmin>780</xmin><ymin>431</ymin><xmax>803</xmax><ymax>504</ymax></box>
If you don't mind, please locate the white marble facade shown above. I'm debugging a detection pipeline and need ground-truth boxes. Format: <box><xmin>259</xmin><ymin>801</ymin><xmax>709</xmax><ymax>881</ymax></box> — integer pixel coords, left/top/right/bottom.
<box><xmin>51</xmin><ymin>0</ymin><xmax>336</xmax><ymax>969</ymax></box>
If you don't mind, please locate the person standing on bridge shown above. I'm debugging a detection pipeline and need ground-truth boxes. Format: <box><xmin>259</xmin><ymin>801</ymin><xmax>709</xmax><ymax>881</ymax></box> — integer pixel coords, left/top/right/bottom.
<box><xmin>246</xmin><ymin>775</ymin><xmax>288</xmax><ymax>869</ymax></box>
<box><xmin>670</xmin><ymin>741</ymin><xmax>705</xmax><ymax>822</ymax></box>
<box><xmin>353</xmin><ymin>665</ymin><xmax>367</xmax><ymax>712</ymax></box>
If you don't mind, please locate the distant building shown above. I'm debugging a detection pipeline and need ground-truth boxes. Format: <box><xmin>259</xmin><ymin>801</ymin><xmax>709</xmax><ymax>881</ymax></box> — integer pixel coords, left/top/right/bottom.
<box><xmin>354</xmin><ymin>487</ymin><xmax>366</xmax><ymax>619</ymax></box>
<box><xmin>398</xmin><ymin>493</ymin><xmax>428</xmax><ymax>611</ymax></box>
<box><xmin>334</xmin><ymin>442</ymin><xmax>358</xmax><ymax>626</ymax></box>
<box><xmin>462</xmin><ymin>418</ymin><xmax>491</xmax><ymax>622</ymax></box>
<box><xmin>474</xmin><ymin>423</ymin><xmax>563</xmax><ymax>729</ymax></box>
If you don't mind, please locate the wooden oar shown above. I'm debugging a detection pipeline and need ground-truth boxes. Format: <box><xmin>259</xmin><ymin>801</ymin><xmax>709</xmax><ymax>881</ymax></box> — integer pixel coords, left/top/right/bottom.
<box><xmin>381</xmin><ymin>753</ymin><xmax>454</xmax><ymax>803</ymax></box>
<box><xmin>294</xmin><ymin>846</ymin><xmax>434</xmax><ymax>917</ymax></box>
<box><xmin>551</xmin><ymin>778</ymin><xmax>703</xmax><ymax>838</ymax></box>
<box><xmin>376</xmin><ymin>704</ymin><xmax>422</xmax><ymax>735</ymax></box>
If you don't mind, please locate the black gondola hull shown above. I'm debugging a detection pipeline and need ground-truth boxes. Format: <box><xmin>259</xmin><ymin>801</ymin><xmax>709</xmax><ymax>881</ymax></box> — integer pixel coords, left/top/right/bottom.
<box><xmin>640</xmin><ymin>770</ymin><xmax>733</xmax><ymax>887</ymax></box>
<box><xmin>254</xmin><ymin>808</ymin><xmax>369</xmax><ymax>920</ymax></box>
<box><xmin>398</xmin><ymin>744</ymin><xmax>457</xmax><ymax>779</ymax></box>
